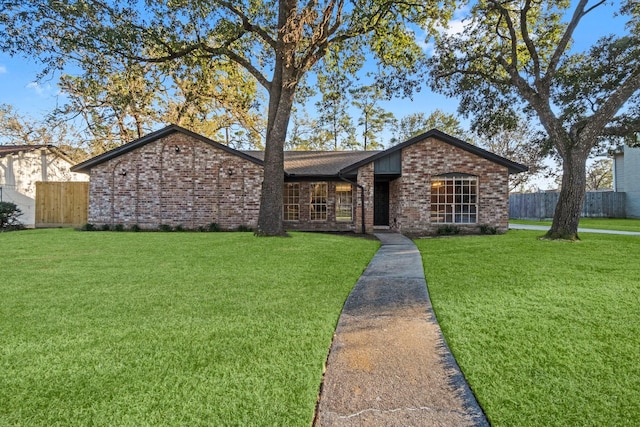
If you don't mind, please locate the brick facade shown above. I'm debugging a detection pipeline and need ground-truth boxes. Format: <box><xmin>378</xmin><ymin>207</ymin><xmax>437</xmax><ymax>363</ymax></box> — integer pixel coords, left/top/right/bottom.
<box><xmin>382</xmin><ymin>136</ymin><xmax>510</xmax><ymax>235</ymax></box>
<box><xmin>283</xmin><ymin>180</ymin><xmax>357</xmax><ymax>232</ymax></box>
<box><xmin>76</xmin><ymin>126</ymin><xmax>522</xmax><ymax>234</ymax></box>
<box><xmin>87</xmin><ymin>132</ymin><xmax>263</xmax><ymax>229</ymax></box>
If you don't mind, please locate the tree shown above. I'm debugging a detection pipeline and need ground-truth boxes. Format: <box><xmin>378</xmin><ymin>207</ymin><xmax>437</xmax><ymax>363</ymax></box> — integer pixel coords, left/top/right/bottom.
<box><xmin>1</xmin><ymin>1</ymin><xmax>454</xmax><ymax>235</ymax></box>
<box><xmin>351</xmin><ymin>84</ymin><xmax>395</xmax><ymax>149</ymax></box>
<box><xmin>393</xmin><ymin>110</ymin><xmax>468</xmax><ymax>142</ymax></box>
<box><xmin>476</xmin><ymin>119</ymin><xmax>549</xmax><ymax>192</ymax></box>
<box><xmin>54</xmin><ymin>55</ymin><xmax>264</xmax><ymax>155</ymax></box>
<box><xmin>429</xmin><ymin>0</ymin><xmax>640</xmax><ymax>239</ymax></box>
<box><xmin>585</xmin><ymin>158</ymin><xmax>613</xmax><ymax>191</ymax></box>
<box><xmin>0</xmin><ymin>104</ymin><xmax>89</xmax><ymax>160</ymax></box>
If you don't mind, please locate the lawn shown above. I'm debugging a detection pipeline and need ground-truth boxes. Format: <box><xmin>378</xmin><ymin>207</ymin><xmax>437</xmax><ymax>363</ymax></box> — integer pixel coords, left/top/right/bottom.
<box><xmin>417</xmin><ymin>230</ymin><xmax>640</xmax><ymax>426</ymax></box>
<box><xmin>510</xmin><ymin>217</ymin><xmax>640</xmax><ymax>232</ymax></box>
<box><xmin>0</xmin><ymin>229</ymin><xmax>379</xmax><ymax>426</ymax></box>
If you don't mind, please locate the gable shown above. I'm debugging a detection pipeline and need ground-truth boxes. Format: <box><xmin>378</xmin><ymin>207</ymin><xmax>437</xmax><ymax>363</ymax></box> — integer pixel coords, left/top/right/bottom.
<box><xmin>340</xmin><ymin>129</ymin><xmax>528</xmax><ymax>176</ymax></box>
<box><xmin>71</xmin><ymin>125</ymin><xmax>263</xmax><ymax>174</ymax></box>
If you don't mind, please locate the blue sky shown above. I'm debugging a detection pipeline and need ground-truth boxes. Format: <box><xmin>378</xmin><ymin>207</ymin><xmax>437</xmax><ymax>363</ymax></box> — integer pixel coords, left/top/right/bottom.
<box><xmin>0</xmin><ymin>1</ymin><xmax>629</xmax><ymax>131</ymax></box>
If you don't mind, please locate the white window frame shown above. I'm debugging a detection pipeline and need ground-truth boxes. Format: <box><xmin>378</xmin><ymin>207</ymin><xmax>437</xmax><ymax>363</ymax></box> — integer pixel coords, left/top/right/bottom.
<box><xmin>335</xmin><ymin>183</ymin><xmax>353</xmax><ymax>222</ymax></box>
<box><xmin>310</xmin><ymin>182</ymin><xmax>328</xmax><ymax>221</ymax></box>
<box><xmin>283</xmin><ymin>183</ymin><xmax>300</xmax><ymax>221</ymax></box>
<box><xmin>430</xmin><ymin>175</ymin><xmax>478</xmax><ymax>224</ymax></box>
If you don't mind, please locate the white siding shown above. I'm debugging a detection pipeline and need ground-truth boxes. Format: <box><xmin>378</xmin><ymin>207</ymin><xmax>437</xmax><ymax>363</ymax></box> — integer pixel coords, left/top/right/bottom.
<box><xmin>622</xmin><ymin>144</ymin><xmax>640</xmax><ymax>218</ymax></box>
<box><xmin>0</xmin><ymin>148</ymin><xmax>87</xmax><ymax>226</ymax></box>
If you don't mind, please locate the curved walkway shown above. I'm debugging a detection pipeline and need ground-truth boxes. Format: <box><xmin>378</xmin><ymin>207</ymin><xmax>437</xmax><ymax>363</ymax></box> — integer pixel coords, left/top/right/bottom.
<box><xmin>314</xmin><ymin>233</ymin><xmax>489</xmax><ymax>427</ymax></box>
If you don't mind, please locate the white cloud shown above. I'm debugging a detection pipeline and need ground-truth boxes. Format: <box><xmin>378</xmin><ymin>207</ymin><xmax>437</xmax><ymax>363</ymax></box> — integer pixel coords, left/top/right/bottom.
<box><xmin>419</xmin><ymin>5</ymin><xmax>474</xmax><ymax>55</ymax></box>
<box><xmin>0</xmin><ymin>65</ymin><xmax>6</xmax><ymax>74</ymax></box>
<box><xmin>27</xmin><ymin>81</ymin><xmax>46</xmax><ymax>96</ymax></box>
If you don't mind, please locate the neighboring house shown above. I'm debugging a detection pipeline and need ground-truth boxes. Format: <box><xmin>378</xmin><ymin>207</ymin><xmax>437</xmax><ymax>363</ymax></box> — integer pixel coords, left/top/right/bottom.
<box><xmin>612</xmin><ymin>144</ymin><xmax>640</xmax><ymax>218</ymax></box>
<box><xmin>71</xmin><ymin>125</ymin><xmax>527</xmax><ymax>234</ymax></box>
<box><xmin>0</xmin><ymin>145</ymin><xmax>88</xmax><ymax>227</ymax></box>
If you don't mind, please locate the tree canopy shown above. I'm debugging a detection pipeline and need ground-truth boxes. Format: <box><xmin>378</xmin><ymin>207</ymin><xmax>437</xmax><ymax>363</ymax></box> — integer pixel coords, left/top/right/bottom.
<box><xmin>428</xmin><ymin>0</ymin><xmax>640</xmax><ymax>239</ymax></box>
<box><xmin>1</xmin><ymin>0</ymin><xmax>456</xmax><ymax>235</ymax></box>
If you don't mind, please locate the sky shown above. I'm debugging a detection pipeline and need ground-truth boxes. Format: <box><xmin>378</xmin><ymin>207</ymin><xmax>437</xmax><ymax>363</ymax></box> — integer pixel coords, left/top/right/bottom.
<box><xmin>0</xmin><ymin>1</ymin><xmax>631</xmax><ymax>190</ymax></box>
<box><xmin>0</xmin><ymin>2</ymin><xmax>628</xmax><ymax>120</ymax></box>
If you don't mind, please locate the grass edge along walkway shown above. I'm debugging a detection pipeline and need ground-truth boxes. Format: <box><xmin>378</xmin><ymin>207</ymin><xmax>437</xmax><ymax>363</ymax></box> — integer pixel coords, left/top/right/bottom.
<box><xmin>0</xmin><ymin>229</ymin><xmax>379</xmax><ymax>426</ymax></box>
<box><xmin>417</xmin><ymin>230</ymin><xmax>640</xmax><ymax>426</ymax></box>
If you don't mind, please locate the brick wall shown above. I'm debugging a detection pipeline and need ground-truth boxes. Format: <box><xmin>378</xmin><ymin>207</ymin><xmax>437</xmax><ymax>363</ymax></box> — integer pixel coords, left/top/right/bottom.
<box><xmin>385</xmin><ymin>136</ymin><xmax>510</xmax><ymax>235</ymax></box>
<box><xmin>356</xmin><ymin>163</ymin><xmax>375</xmax><ymax>234</ymax></box>
<box><xmin>88</xmin><ymin>132</ymin><xmax>263</xmax><ymax>229</ymax></box>
<box><xmin>283</xmin><ymin>181</ymin><xmax>356</xmax><ymax>232</ymax></box>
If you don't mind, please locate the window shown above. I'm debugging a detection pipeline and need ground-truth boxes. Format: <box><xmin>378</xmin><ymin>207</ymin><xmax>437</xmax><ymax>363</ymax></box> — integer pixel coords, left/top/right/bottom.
<box><xmin>335</xmin><ymin>183</ymin><xmax>353</xmax><ymax>221</ymax></box>
<box><xmin>310</xmin><ymin>182</ymin><xmax>328</xmax><ymax>221</ymax></box>
<box><xmin>430</xmin><ymin>176</ymin><xmax>478</xmax><ymax>223</ymax></box>
<box><xmin>283</xmin><ymin>183</ymin><xmax>299</xmax><ymax>221</ymax></box>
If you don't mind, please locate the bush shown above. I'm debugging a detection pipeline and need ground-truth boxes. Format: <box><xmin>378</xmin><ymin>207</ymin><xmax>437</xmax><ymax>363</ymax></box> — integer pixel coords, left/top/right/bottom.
<box><xmin>436</xmin><ymin>225</ymin><xmax>460</xmax><ymax>236</ymax></box>
<box><xmin>236</xmin><ymin>225</ymin><xmax>253</xmax><ymax>232</ymax></box>
<box><xmin>207</xmin><ymin>222</ymin><xmax>220</xmax><ymax>232</ymax></box>
<box><xmin>130</xmin><ymin>224</ymin><xmax>141</xmax><ymax>232</ymax></box>
<box><xmin>159</xmin><ymin>224</ymin><xmax>173</xmax><ymax>232</ymax></box>
<box><xmin>174</xmin><ymin>224</ymin><xmax>185</xmax><ymax>232</ymax></box>
<box><xmin>80</xmin><ymin>223</ymin><xmax>96</xmax><ymax>231</ymax></box>
<box><xmin>0</xmin><ymin>202</ymin><xmax>23</xmax><ymax>231</ymax></box>
<box><xmin>114</xmin><ymin>224</ymin><xmax>125</xmax><ymax>232</ymax></box>
<box><xmin>101</xmin><ymin>224</ymin><xmax>111</xmax><ymax>231</ymax></box>
<box><xmin>479</xmin><ymin>224</ymin><xmax>498</xmax><ymax>235</ymax></box>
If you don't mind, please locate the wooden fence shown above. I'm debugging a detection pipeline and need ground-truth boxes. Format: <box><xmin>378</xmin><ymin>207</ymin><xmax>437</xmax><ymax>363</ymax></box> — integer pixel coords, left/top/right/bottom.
<box><xmin>509</xmin><ymin>191</ymin><xmax>626</xmax><ymax>219</ymax></box>
<box><xmin>35</xmin><ymin>181</ymin><xmax>89</xmax><ymax>227</ymax></box>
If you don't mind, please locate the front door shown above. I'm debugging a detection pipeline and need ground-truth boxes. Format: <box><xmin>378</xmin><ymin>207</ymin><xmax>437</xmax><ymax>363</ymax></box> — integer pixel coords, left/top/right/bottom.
<box><xmin>374</xmin><ymin>181</ymin><xmax>389</xmax><ymax>226</ymax></box>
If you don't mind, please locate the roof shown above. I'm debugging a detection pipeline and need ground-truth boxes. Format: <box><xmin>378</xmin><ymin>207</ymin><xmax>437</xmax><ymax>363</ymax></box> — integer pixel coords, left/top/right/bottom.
<box><xmin>71</xmin><ymin>124</ymin><xmax>528</xmax><ymax>176</ymax></box>
<box><xmin>339</xmin><ymin>129</ymin><xmax>528</xmax><ymax>175</ymax></box>
<box><xmin>244</xmin><ymin>150</ymin><xmax>380</xmax><ymax>177</ymax></box>
<box><xmin>0</xmin><ymin>144</ymin><xmax>74</xmax><ymax>164</ymax></box>
<box><xmin>0</xmin><ymin>144</ymin><xmax>51</xmax><ymax>156</ymax></box>
<box><xmin>71</xmin><ymin>125</ymin><xmax>264</xmax><ymax>173</ymax></box>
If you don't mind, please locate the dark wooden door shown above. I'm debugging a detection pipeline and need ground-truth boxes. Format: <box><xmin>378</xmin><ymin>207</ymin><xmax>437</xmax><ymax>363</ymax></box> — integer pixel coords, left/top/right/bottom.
<box><xmin>374</xmin><ymin>181</ymin><xmax>389</xmax><ymax>226</ymax></box>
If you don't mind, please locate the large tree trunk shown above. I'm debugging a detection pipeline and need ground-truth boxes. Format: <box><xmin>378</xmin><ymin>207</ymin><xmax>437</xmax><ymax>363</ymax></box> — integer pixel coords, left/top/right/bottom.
<box><xmin>546</xmin><ymin>148</ymin><xmax>589</xmax><ymax>240</ymax></box>
<box><xmin>256</xmin><ymin>83</ymin><xmax>296</xmax><ymax>236</ymax></box>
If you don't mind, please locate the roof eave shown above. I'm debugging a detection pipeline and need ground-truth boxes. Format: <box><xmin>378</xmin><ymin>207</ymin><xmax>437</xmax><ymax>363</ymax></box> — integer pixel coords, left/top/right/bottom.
<box><xmin>339</xmin><ymin>128</ymin><xmax>528</xmax><ymax>175</ymax></box>
<box><xmin>70</xmin><ymin>124</ymin><xmax>264</xmax><ymax>173</ymax></box>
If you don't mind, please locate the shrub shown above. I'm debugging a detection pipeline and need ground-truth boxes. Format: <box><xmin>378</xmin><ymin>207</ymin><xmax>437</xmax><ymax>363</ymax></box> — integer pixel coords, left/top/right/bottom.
<box><xmin>207</xmin><ymin>222</ymin><xmax>220</xmax><ymax>232</ymax></box>
<box><xmin>479</xmin><ymin>224</ymin><xmax>498</xmax><ymax>235</ymax></box>
<box><xmin>159</xmin><ymin>224</ymin><xmax>173</xmax><ymax>232</ymax></box>
<box><xmin>436</xmin><ymin>225</ymin><xmax>460</xmax><ymax>236</ymax></box>
<box><xmin>0</xmin><ymin>201</ymin><xmax>23</xmax><ymax>231</ymax></box>
<box><xmin>174</xmin><ymin>224</ymin><xmax>184</xmax><ymax>232</ymax></box>
<box><xmin>80</xmin><ymin>223</ymin><xmax>96</xmax><ymax>231</ymax></box>
<box><xmin>101</xmin><ymin>224</ymin><xmax>111</xmax><ymax>231</ymax></box>
<box><xmin>114</xmin><ymin>224</ymin><xmax>125</xmax><ymax>232</ymax></box>
<box><xmin>130</xmin><ymin>224</ymin><xmax>141</xmax><ymax>232</ymax></box>
<box><xmin>236</xmin><ymin>225</ymin><xmax>253</xmax><ymax>232</ymax></box>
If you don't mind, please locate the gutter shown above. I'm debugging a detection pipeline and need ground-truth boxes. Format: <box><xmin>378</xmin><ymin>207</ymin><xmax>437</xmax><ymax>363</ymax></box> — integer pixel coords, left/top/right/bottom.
<box><xmin>338</xmin><ymin>172</ymin><xmax>366</xmax><ymax>234</ymax></box>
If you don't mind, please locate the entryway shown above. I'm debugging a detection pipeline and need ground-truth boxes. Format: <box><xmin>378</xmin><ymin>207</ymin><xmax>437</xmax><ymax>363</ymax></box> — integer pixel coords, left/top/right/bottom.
<box><xmin>374</xmin><ymin>181</ymin><xmax>389</xmax><ymax>226</ymax></box>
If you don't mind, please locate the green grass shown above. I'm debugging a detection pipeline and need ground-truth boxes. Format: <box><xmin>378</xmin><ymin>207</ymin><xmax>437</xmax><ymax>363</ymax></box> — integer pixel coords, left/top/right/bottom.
<box><xmin>510</xmin><ymin>217</ymin><xmax>640</xmax><ymax>232</ymax></box>
<box><xmin>417</xmin><ymin>231</ymin><xmax>640</xmax><ymax>426</ymax></box>
<box><xmin>0</xmin><ymin>229</ymin><xmax>378</xmax><ymax>426</ymax></box>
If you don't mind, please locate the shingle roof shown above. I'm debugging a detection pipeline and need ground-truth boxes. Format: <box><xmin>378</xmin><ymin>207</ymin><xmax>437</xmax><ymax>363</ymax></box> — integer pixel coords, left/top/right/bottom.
<box><xmin>71</xmin><ymin>124</ymin><xmax>528</xmax><ymax>175</ymax></box>
<box><xmin>339</xmin><ymin>129</ymin><xmax>528</xmax><ymax>175</ymax></box>
<box><xmin>243</xmin><ymin>150</ymin><xmax>380</xmax><ymax>177</ymax></box>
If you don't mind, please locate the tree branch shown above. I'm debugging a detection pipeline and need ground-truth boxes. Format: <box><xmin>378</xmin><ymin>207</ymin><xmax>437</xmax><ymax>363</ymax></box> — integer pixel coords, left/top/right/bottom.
<box><xmin>216</xmin><ymin>0</ymin><xmax>277</xmax><ymax>50</ymax></box>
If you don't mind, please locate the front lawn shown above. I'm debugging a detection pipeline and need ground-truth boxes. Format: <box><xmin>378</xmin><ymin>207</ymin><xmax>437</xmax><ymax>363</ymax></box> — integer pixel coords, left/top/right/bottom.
<box><xmin>510</xmin><ymin>217</ymin><xmax>640</xmax><ymax>232</ymax></box>
<box><xmin>0</xmin><ymin>229</ymin><xmax>378</xmax><ymax>426</ymax></box>
<box><xmin>417</xmin><ymin>231</ymin><xmax>640</xmax><ymax>426</ymax></box>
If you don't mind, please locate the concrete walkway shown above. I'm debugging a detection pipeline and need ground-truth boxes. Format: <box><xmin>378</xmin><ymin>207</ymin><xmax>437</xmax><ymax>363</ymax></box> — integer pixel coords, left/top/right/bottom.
<box><xmin>314</xmin><ymin>233</ymin><xmax>489</xmax><ymax>427</ymax></box>
<box><xmin>509</xmin><ymin>222</ymin><xmax>640</xmax><ymax>235</ymax></box>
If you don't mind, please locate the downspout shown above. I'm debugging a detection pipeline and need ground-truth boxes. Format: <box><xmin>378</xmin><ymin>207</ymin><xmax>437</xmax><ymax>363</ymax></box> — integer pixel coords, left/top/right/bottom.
<box><xmin>338</xmin><ymin>172</ymin><xmax>366</xmax><ymax>234</ymax></box>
